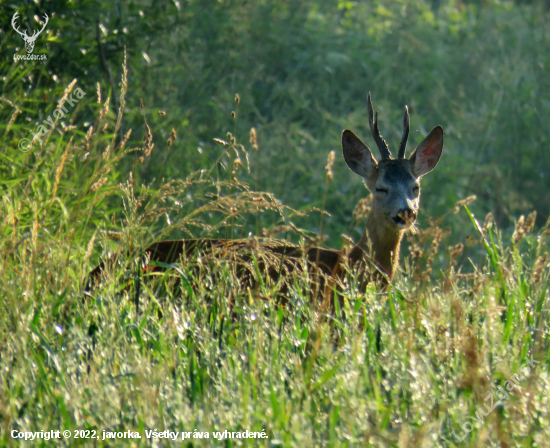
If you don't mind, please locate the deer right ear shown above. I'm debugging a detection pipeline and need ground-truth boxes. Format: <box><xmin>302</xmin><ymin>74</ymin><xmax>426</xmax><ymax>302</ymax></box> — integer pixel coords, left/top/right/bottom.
<box><xmin>342</xmin><ymin>130</ymin><xmax>378</xmax><ymax>178</ymax></box>
<box><xmin>409</xmin><ymin>126</ymin><xmax>444</xmax><ymax>177</ymax></box>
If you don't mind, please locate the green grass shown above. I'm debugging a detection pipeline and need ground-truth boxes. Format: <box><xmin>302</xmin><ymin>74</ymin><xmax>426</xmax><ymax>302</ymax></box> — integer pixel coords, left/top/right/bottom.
<box><xmin>1</xmin><ymin>64</ymin><xmax>549</xmax><ymax>447</ymax></box>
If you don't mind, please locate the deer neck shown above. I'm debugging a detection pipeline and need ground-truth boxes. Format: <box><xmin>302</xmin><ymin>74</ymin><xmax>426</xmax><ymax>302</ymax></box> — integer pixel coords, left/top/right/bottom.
<box><xmin>352</xmin><ymin>208</ymin><xmax>404</xmax><ymax>281</ymax></box>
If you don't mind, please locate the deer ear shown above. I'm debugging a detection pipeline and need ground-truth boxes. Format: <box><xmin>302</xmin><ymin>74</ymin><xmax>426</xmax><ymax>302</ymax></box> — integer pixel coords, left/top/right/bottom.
<box><xmin>409</xmin><ymin>126</ymin><xmax>443</xmax><ymax>177</ymax></box>
<box><xmin>342</xmin><ymin>130</ymin><xmax>378</xmax><ymax>178</ymax></box>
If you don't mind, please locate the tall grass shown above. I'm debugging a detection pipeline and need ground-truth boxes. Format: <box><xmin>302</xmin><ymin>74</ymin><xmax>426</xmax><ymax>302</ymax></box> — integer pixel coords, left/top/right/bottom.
<box><xmin>1</xmin><ymin>52</ymin><xmax>549</xmax><ymax>448</ymax></box>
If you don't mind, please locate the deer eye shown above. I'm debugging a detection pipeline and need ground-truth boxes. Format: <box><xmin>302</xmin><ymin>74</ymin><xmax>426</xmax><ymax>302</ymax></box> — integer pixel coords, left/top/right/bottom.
<box><xmin>375</xmin><ymin>188</ymin><xmax>388</xmax><ymax>194</ymax></box>
<box><xmin>412</xmin><ymin>186</ymin><xmax>420</xmax><ymax>194</ymax></box>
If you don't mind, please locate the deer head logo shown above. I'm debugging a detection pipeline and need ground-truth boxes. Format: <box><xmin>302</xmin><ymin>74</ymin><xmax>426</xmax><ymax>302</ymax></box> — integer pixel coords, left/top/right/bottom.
<box><xmin>12</xmin><ymin>11</ymin><xmax>49</xmax><ymax>55</ymax></box>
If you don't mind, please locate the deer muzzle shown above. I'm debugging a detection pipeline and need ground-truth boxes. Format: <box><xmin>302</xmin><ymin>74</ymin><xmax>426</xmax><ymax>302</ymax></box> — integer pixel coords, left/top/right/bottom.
<box><xmin>394</xmin><ymin>208</ymin><xmax>417</xmax><ymax>227</ymax></box>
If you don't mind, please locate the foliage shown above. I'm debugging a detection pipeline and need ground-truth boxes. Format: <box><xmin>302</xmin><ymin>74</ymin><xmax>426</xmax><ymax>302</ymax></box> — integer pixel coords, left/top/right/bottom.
<box><xmin>3</xmin><ymin>0</ymin><xmax>550</xmax><ymax>246</ymax></box>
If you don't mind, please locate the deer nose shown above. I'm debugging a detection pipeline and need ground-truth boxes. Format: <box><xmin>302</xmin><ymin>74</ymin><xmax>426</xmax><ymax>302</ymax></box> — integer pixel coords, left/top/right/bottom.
<box><xmin>393</xmin><ymin>208</ymin><xmax>417</xmax><ymax>226</ymax></box>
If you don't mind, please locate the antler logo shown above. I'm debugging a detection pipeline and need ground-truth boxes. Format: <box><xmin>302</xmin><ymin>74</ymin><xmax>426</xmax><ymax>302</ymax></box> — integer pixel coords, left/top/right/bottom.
<box><xmin>12</xmin><ymin>11</ymin><xmax>49</xmax><ymax>55</ymax></box>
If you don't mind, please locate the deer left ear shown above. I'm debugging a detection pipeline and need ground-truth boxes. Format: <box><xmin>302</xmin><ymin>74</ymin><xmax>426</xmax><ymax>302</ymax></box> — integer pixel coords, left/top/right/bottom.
<box><xmin>409</xmin><ymin>126</ymin><xmax>444</xmax><ymax>177</ymax></box>
<box><xmin>342</xmin><ymin>130</ymin><xmax>378</xmax><ymax>178</ymax></box>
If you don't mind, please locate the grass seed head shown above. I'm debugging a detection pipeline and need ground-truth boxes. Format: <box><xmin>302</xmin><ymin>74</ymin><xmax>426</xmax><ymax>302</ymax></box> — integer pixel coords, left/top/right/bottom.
<box><xmin>51</xmin><ymin>144</ymin><xmax>71</xmax><ymax>204</ymax></box>
<box><xmin>99</xmin><ymin>97</ymin><xmax>110</xmax><ymax>120</ymax></box>
<box><xmin>167</xmin><ymin>128</ymin><xmax>177</xmax><ymax>147</ymax></box>
<box><xmin>0</xmin><ymin>97</ymin><xmax>21</xmax><ymax>135</ymax></box>
<box><xmin>214</xmin><ymin>138</ymin><xmax>228</xmax><ymax>146</ymax></box>
<box><xmin>453</xmin><ymin>195</ymin><xmax>477</xmax><ymax>213</ymax></box>
<box><xmin>325</xmin><ymin>150</ymin><xmax>335</xmax><ymax>180</ymax></box>
<box><xmin>117</xmin><ymin>129</ymin><xmax>132</xmax><ymax>151</ymax></box>
<box><xmin>465</xmin><ymin>235</ymin><xmax>479</xmax><ymax>247</ymax></box>
<box><xmin>482</xmin><ymin>212</ymin><xmax>494</xmax><ymax>234</ymax></box>
<box><xmin>250</xmin><ymin>127</ymin><xmax>259</xmax><ymax>151</ymax></box>
<box><xmin>58</xmin><ymin>78</ymin><xmax>77</xmax><ymax>111</ymax></box>
<box><xmin>232</xmin><ymin>158</ymin><xmax>243</xmax><ymax>176</ymax></box>
<box><xmin>102</xmin><ymin>144</ymin><xmax>111</xmax><ymax>160</ymax></box>
<box><xmin>512</xmin><ymin>215</ymin><xmax>526</xmax><ymax>245</ymax></box>
<box><xmin>532</xmin><ymin>252</ymin><xmax>548</xmax><ymax>284</ymax></box>
<box><xmin>353</xmin><ymin>196</ymin><xmax>372</xmax><ymax>221</ymax></box>
<box><xmin>138</xmin><ymin>123</ymin><xmax>154</xmax><ymax>163</ymax></box>
<box><xmin>449</xmin><ymin>243</ymin><xmax>464</xmax><ymax>267</ymax></box>
<box><xmin>524</xmin><ymin>211</ymin><xmax>537</xmax><ymax>234</ymax></box>
<box><xmin>85</xmin><ymin>126</ymin><xmax>94</xmax><ymax>142</ymax></box>
<box><xmin>91</xmin><ymin>177</ymin><xmax>108</xmax><ymax>192</ymax></box>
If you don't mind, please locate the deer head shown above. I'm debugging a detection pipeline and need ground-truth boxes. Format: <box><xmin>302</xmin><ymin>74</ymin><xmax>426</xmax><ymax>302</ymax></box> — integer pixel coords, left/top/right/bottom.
<box><xmin>342</xmin><ymin>93</ymin><xmax>444</xmax><ymax>233</ymax></box>
<box><xmin>12</xmin><ymin>11</ymin><xmax>49</xmax><ymax>55</ymax></box>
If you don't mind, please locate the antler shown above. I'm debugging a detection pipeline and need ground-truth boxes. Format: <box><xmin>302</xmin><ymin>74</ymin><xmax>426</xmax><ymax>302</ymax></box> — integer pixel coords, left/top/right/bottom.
<box><xmin>11</xmin><ymin>12</ymin><xmax>28</xmax><ymax>38</ymax></box>
<box><xmin>367</xmin><ymin>92</ymin><xmax>392</xmax><ymax>160</ymax></box>
<box><xmin>30</xmin><ymin>13</ymin><xmax>49</xmax><ymax>38</ymax></box>
<box><xmin>397</xmin><ymin>105</ymin><xmax>410</xmax><ymax>159</ymax></box>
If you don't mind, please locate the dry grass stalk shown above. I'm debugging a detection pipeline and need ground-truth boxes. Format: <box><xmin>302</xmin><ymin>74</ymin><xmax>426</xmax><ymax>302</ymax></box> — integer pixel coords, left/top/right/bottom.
<box><xmin>57</xmin><ymin>78</ymin><xmax>78</xmax><ymax>111</ymax></box>
<box><xmin>116</xmin><ymin>129</ymin><xmax>132</xmax><ymax>152</ymax></box>
<box><xmin>524</xmin><ymin>211</ymin><xmax>537</xmax><ymax>233</ymax></box>
<box><xmin>531</xmin><ymin>252</ymin><xmax>548</xmax><ymax>284</ymax></box>
<box><xmin>85</xmin><ymin>231</ymin><xmax>97</xmax><ymax>262</ymax></box>
<box><xmin>325</xmin><ymin>150</ymin><xmax>335</xmax><ymax>180</ymax></box>
<box><xmin>167</xmin><ymin>128</ymin><xmax>176</xmax><ymax>147</ymax></box>
<box><xmin>448</xmin><ymin>243</ymin><xmax>464</xmax><ymax>268</ymax></box>
<box><xmin>213</xmin><ymin>138</ymin><xmax>228</xmax><ymax>146</ymax></box>
<box><xmin>512</xmin><ymin>215</ymin><xmax>526</xmax><ymax>245</ymax></box>
<box><xmin>138</xmin><ymin>122</ymin><xmax>154</xmax><ymax>163</ymax></box>
<box><xmin>50</xmin><ymin>138</ymin><xmax>73</xmax><ymax>205</ymax></box>
<box><xmin>452</xmin><ymin>195</ymin><xmax>477</xmax><ymax>214</ymax></box>
<box><xmin>102</xmin><ymin>144</ymin><xmax>111</xmax><ymax>160</ymax></box>
<box><xmin>111</xmin><ymin>48</ymin><xmax>128</xmax><ymax>149</ymax></box>
<box><xmin>91</xmin><ymin>177</ymin><xmax>109</xmax><ymax>192</ymax></box>
<box><xmin>482</xmin><ymin>212</ymin><xmax>494</xmax><ymax>234</ymax></box>
<box><xmin>0</xmin><ymin>97</ymin><xmax>22</xmax><ymax>135</ymax></box>
<box><xmin>98</xmin><ymin>97</ymin><xmax>110</xmax><ymax>121</ymax></box>
<box><xmin>352</xmin><ymin>196</ymin><xmax>372</xmax><ymax>222</ymax></box>
<box><xmin>250</xmin><ymin>127</ymin><xmax>258</xmax><ymax>151</ymax></box>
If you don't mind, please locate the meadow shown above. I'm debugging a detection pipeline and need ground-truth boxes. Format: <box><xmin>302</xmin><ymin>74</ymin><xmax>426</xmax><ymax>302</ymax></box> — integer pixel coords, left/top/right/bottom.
<box><xmin>0</xmin><ymin>1</ymin><xmax>549</xmax><ymax>446</ymax></box>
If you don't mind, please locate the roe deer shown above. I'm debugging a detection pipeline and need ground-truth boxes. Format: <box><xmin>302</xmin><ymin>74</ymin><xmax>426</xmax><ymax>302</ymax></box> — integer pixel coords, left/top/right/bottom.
<box><xmin>88</xmin><ymin>94</ymin><xmax>443</xmax><ymax>303</ymax></box>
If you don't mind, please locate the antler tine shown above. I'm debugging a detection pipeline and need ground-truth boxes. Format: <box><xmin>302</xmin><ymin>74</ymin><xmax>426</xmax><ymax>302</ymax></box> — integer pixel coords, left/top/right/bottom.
<box><xmin>11</xmin><ymin>12</ymin><xmax>27</xmax><ymax>37</ymax></box>
<box><xmin>30</xmin><ymin>13</ymin><xmax>49</xmax><ymax>38</ymax></box>
<box><xmin>40</xmin><ymin>13</ymin><xmax>49</xmax><ymax>30</ymax></box>
<box><xmin>367</xmin><ymin>92</ymin><xmax>392</xmax><ymax>160</ymax></box>
<box><xmin>397</xmin><ymin>105</ymin><xmax>410</xmax><ymax>159</ymax></box>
